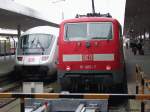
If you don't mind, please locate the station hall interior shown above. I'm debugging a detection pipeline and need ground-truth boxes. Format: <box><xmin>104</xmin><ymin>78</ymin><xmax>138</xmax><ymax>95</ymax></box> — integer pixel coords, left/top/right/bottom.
<box><xmin>1</xmin><ymin>0</ymin><xmax>150</xmax><ymax>112</ymax></box>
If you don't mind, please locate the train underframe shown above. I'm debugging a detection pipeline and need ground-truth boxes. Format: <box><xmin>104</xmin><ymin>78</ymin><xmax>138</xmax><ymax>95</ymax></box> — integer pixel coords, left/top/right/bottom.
<box><xmin>58</xmin><ymin>70</ymin><xmax>127</xmax><ymax>93</ymax></box>
<box><xmin>14</xmin><ymin>65</ymin><xmax>57</xmax><ymax>80</ymax></box>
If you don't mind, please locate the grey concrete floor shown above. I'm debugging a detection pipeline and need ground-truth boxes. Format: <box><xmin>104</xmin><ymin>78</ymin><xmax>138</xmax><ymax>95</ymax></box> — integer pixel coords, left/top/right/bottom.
<box><xmin>0</xmin><ymin>55</ymin><xmax>15</xmax><ymax>75</ymax></box>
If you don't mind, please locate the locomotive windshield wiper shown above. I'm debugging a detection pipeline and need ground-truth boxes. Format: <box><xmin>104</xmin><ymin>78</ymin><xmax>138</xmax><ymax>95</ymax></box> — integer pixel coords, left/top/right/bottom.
<box><xmin>91</xmin><ymin>37</ymin><xmax>108</xmax><ymax>39</ymax></box>
<box><xmin>36</xmin><ymin>41</ymin><xmax>45</xmax><ymax>55</ymax></box>
<box><xmin>30</xmin><ymin>37</ymin><xmax>36</xmax><ymax>48</ymax></box>
<box><xmin>91</xmin><ymin>37</ymin><xmax>100</xmax><ymax>39</ymax></box>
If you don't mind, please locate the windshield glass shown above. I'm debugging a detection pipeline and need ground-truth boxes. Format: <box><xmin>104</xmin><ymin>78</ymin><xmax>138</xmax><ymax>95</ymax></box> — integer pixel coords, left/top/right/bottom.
<box><xmin>64</xmin><ymin>22</ymin><xmax>113</xmax><ymax>40</ymax></box>
<box><xmin>18</xmin><ymin>34</ymin><xmax>53</xmax><ymax>55</ymax></box>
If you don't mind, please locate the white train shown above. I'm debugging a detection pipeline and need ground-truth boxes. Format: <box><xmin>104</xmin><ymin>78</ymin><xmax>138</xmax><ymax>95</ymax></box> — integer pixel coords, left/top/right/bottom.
<box><xmin>15</xmin><ymin>26</ymin><xmax>58</xmax><ymax>78</ymax></box>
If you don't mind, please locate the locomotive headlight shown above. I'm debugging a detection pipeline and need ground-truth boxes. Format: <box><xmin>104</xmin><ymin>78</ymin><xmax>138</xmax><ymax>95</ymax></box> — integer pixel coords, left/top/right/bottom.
<box><xmin>106</xmin><ymin>65</ymin><xmax>111</xmax><ymax>70</ymax></box>
<box><xmin>17</xmin><ymin>57</ymin><xmax>23</xmax><ymax>61</ymax></box>
<box><xmin>66</xmin><ymin>66</ymin><xmax>71</xmax><ymax>71</ymax></box>
<box><xmin>42</xmin><ymin>56</ymin><xmax>49</xmax><ymax>61</ymax></box>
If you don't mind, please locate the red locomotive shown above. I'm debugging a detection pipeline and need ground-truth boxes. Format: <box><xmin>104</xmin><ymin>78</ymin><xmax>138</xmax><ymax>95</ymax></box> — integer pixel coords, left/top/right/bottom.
<box><xmin>57</xmin><ymin>13</ymin><xmax>126</xmax><ymax>92</ymax></box>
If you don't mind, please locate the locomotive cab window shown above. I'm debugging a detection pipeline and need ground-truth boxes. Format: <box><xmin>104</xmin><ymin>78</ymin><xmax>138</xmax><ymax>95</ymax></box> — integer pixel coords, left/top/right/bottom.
<box><xmin>64</xmin><ymin>22</ymin><xmax>113</xmax><ymax>41</ymax></box>
<box><xmin>18</xmin><ymin>34</ymin><xmax>53</xmax><ymax>55</ymax></box>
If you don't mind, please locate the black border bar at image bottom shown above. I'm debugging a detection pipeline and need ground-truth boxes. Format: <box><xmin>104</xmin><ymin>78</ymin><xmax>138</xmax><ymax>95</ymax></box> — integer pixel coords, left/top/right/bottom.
<box><xmin>0</xmin><ymin>93</ymin><xmax>150</xmax><ymax>100</ymax></box>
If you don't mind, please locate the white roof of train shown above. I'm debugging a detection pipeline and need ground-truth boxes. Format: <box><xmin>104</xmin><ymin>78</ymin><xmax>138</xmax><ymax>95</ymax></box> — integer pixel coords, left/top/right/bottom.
<box><xmin>21</xmin><ymin>26</ymin><xmax>58</xmax><ymax>37</ymax></box>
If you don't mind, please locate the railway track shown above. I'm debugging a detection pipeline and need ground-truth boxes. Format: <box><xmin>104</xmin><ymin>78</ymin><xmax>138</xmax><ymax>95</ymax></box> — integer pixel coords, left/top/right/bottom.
<box><xmin>0</xmin><ymin>76</ymin><xmax>142</xmax><ymax>112</ymax></box>
<box><xmin>0</xmin><ymin>72</ymin><xmax>22</xmax><ymax>92</ymax></box>
<box><xmin>0</xmin><ymin>70</ymin><xmax>138</xmax><ymax>111</ymax></box>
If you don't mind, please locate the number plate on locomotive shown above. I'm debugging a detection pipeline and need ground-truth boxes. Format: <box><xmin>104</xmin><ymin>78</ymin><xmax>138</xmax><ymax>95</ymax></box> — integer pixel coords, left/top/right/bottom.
<box><xmin>82</xmin><ymin>54</ymin><xmax>93</xmax><ymax>61</ymax></box>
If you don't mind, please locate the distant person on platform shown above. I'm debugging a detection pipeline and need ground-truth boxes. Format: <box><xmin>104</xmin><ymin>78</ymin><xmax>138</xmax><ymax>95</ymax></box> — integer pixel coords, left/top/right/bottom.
<box><xmin>137</xmin><ymin>39</ymin><xmax>144</xmax><ymax>55</ymax></box>
<box><xmin>131</xmin><ymin>38</ymin><xmax>137</xmax><ymax>55</ymax></box>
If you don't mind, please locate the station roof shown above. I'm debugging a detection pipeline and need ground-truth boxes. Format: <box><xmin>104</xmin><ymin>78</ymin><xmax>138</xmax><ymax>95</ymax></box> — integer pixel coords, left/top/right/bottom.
<box><xmin>0</xmin><ymin>0</ymin><xmax>149</xmax><ymax>38</ymax></box>
<box><xmin>124</xmin><ymin>0</ymin><xmax>150</xmax><ymax>37</ymax></box>
<box><xmin>0</xmin><ymin>0</ymin><xmax>59</xmax><ymax>31</ymax></box>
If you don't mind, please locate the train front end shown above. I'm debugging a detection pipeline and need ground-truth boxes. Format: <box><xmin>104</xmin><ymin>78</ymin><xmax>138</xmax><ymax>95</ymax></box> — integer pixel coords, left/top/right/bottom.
<box><xmin>58</xmin><ymin>17</ymin><xmax>125</xmax><ymax>92</ymax></box>
<box><xmin>15</xmin><ymin>26</ymin><xmax>58</xmax><ymax>77</ymax></box>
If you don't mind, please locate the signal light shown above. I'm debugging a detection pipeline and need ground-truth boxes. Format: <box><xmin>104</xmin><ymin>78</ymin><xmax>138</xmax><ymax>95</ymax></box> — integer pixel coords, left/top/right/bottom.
<box><xmin>17</xmin><ymin>57</ymin><xmax>23</xmax><ymax>61</ymax></box>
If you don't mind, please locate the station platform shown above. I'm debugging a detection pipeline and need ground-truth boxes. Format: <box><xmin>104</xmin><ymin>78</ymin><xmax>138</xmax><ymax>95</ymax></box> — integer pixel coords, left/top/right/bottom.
<box><xmin>143</xmin><ymin>40</ymin><xmax>150</xmax><ymax>55</ymax></box>
<box><xmin>124</xmin><ymin>40</ymin><xmax>150</xmax><ymax>94</ymax></box>
<box><xmin>0</xmin><ymin>55</ymin><xmax>15</xmax><ymax>76</ymax></box>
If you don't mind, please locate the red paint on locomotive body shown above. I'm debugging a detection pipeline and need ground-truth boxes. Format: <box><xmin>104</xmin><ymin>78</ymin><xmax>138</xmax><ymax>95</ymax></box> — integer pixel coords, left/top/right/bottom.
<box><xmin>57</xmin><ymin>16</ymin><xmax>125</xmax><ymax>91</ymax></box>
<box><xmin>58</xmin><ymin>17</ymin><xmax>124</xmax><ymax>71</ymax></box>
